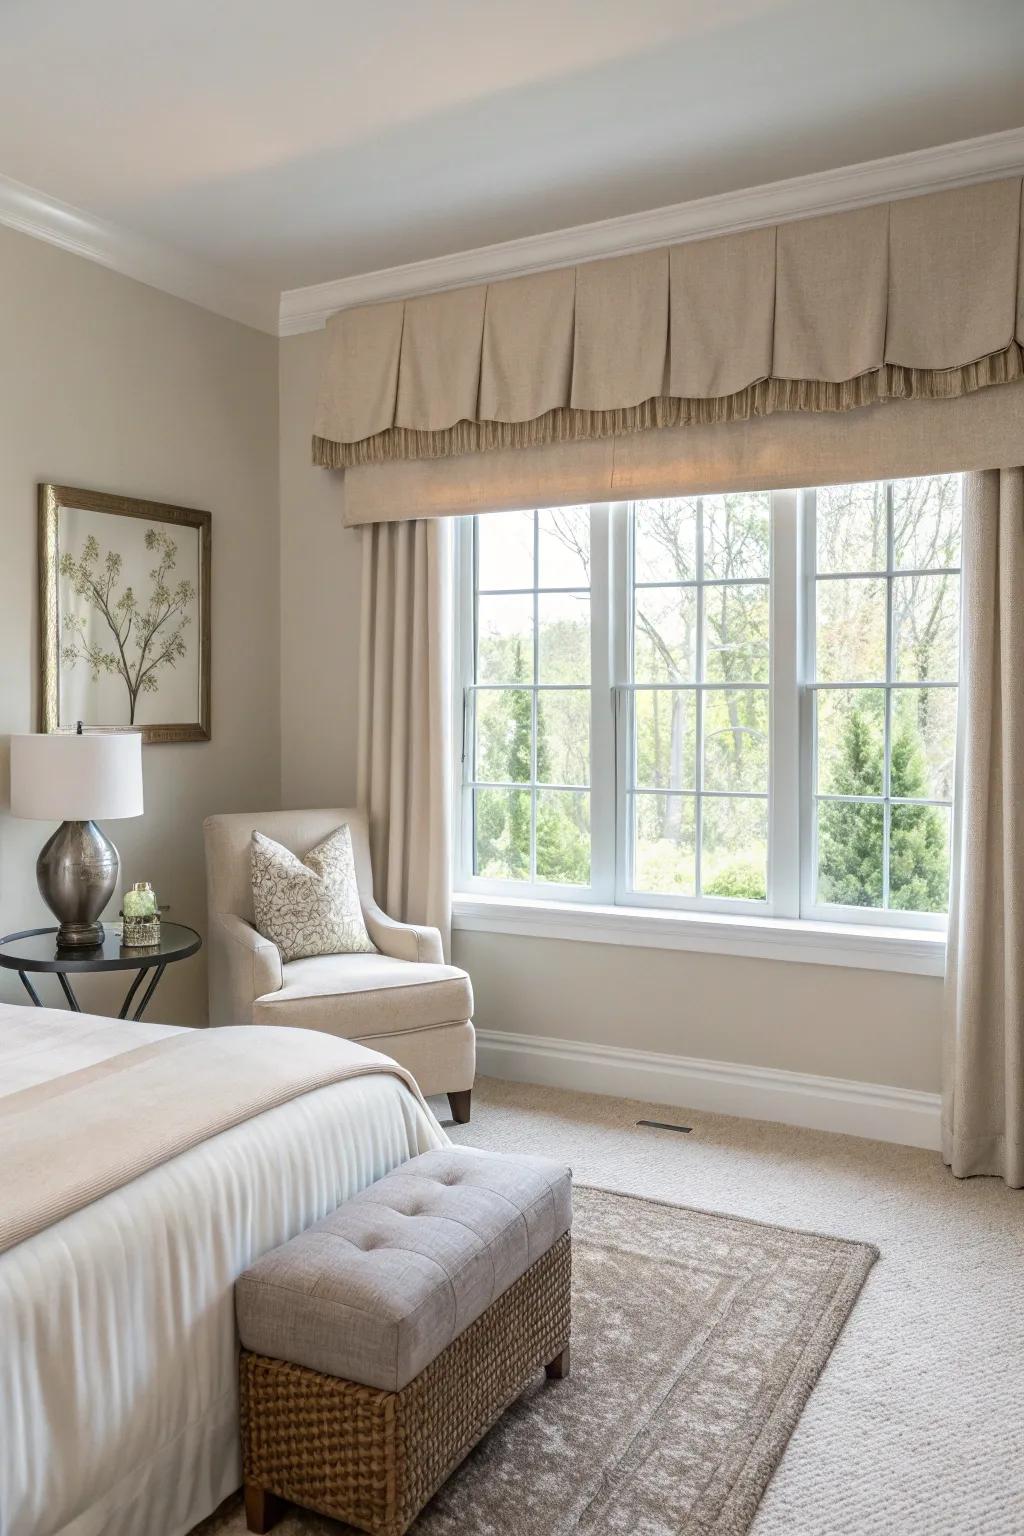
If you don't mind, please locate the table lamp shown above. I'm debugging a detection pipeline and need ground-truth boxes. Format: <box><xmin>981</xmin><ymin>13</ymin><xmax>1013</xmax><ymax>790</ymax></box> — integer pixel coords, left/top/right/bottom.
<box><xmin>9</xmin><ymin>726</ymin><xmax>144</xmax><ymax>949</ymax></box>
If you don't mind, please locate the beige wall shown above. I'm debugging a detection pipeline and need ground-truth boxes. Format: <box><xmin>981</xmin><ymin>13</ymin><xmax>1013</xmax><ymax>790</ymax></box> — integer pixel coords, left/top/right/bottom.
<box><xmin>0</xmin><ymin>224</ymin><xmax>281</xmax><ymax>1025</ymax></box>
<box><xmin>453</xmin><ymin>932</ymin><xmax>942</xmax><ymax>1092</ymax></box>
<box><xmin>279</xmin><ymin>330</ymin><xmax>362</xmax><ymax>808</ymax></box>
<box><xmin>278</xmin><ymin>328</ymin><xmax>944</xmax><ymax>1096</ymax></box>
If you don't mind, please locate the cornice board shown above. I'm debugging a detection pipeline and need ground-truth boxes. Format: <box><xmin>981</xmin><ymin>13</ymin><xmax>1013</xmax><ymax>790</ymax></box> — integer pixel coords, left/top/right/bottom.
<box><xmin>0</xmin><ymin>172</ymin><xmax>279</xmax><ymax>335</ymax></box>
<box><xmin>279</xmin><ymin>125</ymin><xmax>1024</xmax><ymax>336</ymax></box>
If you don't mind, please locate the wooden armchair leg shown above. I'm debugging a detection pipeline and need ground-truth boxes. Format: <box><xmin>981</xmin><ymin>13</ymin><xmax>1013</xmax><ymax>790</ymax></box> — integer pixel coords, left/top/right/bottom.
<box><xmin>448</xmin><ymin>1088</ymin><xmax>472</xmax><ymax>1124</ymax></box>
<box><xmin>244</xmin><ymin>1483</ymin><xmax>287</xmax><ymax>1533</ymax></box>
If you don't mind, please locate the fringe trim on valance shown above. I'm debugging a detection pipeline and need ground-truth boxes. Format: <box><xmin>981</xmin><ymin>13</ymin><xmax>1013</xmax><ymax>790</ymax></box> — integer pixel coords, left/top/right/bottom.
<box><xmin>313</xmin><ymin>343</ymin><xmax>1024</xmax><ymax>469</ymax></box>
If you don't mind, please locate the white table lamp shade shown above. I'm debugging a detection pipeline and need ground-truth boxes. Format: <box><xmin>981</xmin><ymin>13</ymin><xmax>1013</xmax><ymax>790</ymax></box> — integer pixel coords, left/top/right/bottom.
<box><xmin>10</xmin><ymin>732</ymin><xmax>144</xmax><ymax>822</ymax></box>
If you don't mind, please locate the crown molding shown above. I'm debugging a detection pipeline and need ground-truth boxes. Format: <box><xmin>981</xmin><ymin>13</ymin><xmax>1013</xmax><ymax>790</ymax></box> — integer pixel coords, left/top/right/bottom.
<box><xmin>0</xmin><ymin>171</ymin><xmax>279</xmax><ymax>335</ymax></box>
<box><xmin>3</xmin><ymin>126</ymin><xmax>1022</xmax><ymax>341</ymax></box>
<box><xmin>279</xmin><ymin>125</ymin><xmax>1024</xmax><ymax>336</ymax></box>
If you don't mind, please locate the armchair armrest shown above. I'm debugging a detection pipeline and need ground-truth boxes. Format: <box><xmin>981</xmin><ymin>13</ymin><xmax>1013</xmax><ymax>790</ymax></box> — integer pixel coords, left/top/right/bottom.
<box><xmin>361</xmin><ymin>898</ymin><xmax>445</xmax><ymax>966</ymax></box>
<box><xmin>208</xmin><ymin>911</ymin><xmax>283</xmax><ymax>1027</ymax></box>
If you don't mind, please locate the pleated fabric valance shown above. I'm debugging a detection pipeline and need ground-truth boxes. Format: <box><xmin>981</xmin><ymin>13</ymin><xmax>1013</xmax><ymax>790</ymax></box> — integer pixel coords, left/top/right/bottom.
<box><xmin>313</xmin><ymin>177</ymin><xmax>1024</xmax><ymax>472</ymax></box>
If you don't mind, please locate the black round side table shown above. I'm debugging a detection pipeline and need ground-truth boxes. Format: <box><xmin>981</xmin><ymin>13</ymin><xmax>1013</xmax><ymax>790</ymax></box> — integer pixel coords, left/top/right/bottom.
<box><xmin>0</xmin><ymin>924</ymin><xmax>202</xmax><ymax>1020</ymax></box>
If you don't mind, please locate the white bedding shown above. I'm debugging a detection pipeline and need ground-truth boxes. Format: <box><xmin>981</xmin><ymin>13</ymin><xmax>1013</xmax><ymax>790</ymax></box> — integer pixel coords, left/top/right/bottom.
<box><xmin>0</xmin><ymin>1007</ymin><xmax>446</xmax><ymax>1536</ymax></box>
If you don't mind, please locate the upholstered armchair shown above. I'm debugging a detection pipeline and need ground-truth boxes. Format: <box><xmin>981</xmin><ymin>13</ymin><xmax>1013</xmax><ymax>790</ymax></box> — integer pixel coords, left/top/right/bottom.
<box><xmin>203</xmin><ymin>808</ymin><xmax>475</xmax><ymax>1122</ymax></box>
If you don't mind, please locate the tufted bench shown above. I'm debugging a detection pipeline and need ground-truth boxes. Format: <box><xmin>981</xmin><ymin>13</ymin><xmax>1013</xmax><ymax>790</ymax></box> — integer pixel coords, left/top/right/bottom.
<box><xmin>236</xmin><ymin>1146</ymin><xmax>572</xmax><ymax>1535</ymax></box>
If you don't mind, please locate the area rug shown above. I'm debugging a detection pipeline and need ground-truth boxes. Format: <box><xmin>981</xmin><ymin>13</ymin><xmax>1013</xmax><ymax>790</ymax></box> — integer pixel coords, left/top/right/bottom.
<box><xmin>196</xmin><ymin>1184</ymin><xmax>877</xmax><ymax>1536</ymax></box>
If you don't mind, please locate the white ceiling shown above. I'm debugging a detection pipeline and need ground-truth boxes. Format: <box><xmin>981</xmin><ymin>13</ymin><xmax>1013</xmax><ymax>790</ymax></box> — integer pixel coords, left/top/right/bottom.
<box><xmin>0</xmin><ymin>0</ymin><xmax>1022</xmax><ymax>296</ymax></box>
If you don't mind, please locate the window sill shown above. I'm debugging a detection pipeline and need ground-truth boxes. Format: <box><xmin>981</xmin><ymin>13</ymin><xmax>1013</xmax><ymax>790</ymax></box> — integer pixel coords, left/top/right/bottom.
<box><xmin>452</xmin><ymin>894</ymin><xmax>946</xmax><ymax>976</ymax></box>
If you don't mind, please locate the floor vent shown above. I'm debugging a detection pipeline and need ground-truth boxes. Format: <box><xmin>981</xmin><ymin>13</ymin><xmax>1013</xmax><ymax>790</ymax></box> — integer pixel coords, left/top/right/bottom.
<box><xmin>636</xmin><ymin>1119</ymin><xmax>693</xmax><ymax>1134</ymax></box>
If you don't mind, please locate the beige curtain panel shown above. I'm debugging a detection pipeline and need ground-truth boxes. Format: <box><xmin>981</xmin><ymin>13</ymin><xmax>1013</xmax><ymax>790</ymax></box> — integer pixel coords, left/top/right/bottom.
<box><xmin>943</xmin><ymin>468</ymin><xmax>1024</xmax><ymax>1189</ymax></box>
<box><xmin>357</xmin><ymin>518</ymin><xmax>453</xmax><ymax>954</ymax></box>
<box><xmin>314</xmin><ymin>178</ymin><xmax>1024</xmax><ymax>471</ymax></box>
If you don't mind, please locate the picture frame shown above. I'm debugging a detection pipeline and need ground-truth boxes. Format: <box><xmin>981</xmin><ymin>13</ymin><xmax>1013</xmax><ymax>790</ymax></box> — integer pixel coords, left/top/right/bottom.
<box><xmin>39</xmin><ymin>483</ymin><xmax>212</xmax><ymax>744</ymax></box>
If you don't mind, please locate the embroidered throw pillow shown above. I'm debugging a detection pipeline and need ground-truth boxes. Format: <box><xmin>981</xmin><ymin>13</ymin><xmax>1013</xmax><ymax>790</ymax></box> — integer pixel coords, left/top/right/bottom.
<box><xmin>250</xmin><ymin>825</ymin><xmax>376</xmax><ymax>963</ymax></box>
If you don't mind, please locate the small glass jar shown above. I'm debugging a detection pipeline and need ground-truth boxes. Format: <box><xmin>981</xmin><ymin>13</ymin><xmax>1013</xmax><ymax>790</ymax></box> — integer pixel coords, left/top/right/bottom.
<box><xmin>122</xmin><ymin>883</ymin><xmax>161</xmax><ymax>947</ymax></box>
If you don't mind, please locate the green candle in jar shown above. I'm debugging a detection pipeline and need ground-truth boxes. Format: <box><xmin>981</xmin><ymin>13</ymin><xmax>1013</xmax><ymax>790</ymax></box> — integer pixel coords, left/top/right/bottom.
<box><xmin>124</xmin><ymin>882</ymin><xmax>158</xmax><ymax>918</ymax></box>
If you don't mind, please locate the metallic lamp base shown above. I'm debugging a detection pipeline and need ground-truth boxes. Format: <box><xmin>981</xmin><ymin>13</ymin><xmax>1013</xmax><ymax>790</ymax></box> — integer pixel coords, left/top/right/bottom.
<box><xmin>55</xmin><ymin>919</ymin><xmax>107</xmax><ymax>950</ymax></box>
<box><xmin>37</xmin><ymin>820</ymin><xmax>119</xmax><ymax>950</ymax></box>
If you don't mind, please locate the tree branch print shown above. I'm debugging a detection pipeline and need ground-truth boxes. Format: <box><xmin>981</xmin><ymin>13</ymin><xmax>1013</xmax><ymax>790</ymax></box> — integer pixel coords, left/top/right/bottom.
<box><xmin>60</xmin><ymin>528</ymin><xmax>195</xmax><ymax>724</ymax></box>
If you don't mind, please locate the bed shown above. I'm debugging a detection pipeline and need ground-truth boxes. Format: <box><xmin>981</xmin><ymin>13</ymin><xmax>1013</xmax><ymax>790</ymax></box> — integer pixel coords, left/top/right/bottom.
<box><xmin>0</xmin><ymin>1003</ymin><xmax>447</xmax><ymax>1536</ymax></box>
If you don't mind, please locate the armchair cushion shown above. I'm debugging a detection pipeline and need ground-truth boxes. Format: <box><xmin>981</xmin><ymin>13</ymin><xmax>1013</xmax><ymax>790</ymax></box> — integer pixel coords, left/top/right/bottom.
<box><xmin>253</xmin><ymin>952</ymin><xmax>473</xmax><ymax>1040</ymax></box>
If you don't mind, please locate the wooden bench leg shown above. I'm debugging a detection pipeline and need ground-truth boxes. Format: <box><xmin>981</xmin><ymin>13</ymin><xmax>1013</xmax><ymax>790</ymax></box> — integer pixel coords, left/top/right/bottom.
<box><xmin>448</xmin><ymin>1088</ymin><xmax>472</xmax><ymax>1124</ymax></box>
<box><xmin>546</xmin><ymin>1342</ymin><xmax>570</xmax><ymax>1380</ymax></box>
<box><xmin>244</xmin><ymin>1483</ymin><xmax>287</xmax><ymax>1534</ymax></box>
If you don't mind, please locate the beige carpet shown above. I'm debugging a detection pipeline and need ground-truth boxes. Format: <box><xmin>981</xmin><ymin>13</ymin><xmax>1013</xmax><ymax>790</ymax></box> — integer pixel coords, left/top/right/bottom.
<box><xmin>447</xmin><ymin>1079</ymin><xmax>1024</xmax><ymax>1535</ymax></box>
<box><xmin>202</xmin><ymin>1181</ymin><xmax>874</xmax><ymax>1536</ymax></box>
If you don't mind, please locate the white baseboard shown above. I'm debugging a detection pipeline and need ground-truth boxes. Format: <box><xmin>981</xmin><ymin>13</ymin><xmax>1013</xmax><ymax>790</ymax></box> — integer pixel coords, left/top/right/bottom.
<box><xmin>475</xmin><ymin>1028</ymin><xmax>941</xmax><ymax>1151</ymax></box>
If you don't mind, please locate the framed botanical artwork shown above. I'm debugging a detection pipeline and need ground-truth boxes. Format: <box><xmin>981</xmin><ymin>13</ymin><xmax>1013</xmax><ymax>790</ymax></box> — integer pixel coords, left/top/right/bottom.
<box><xmin>39</xmin><ymin>484</ymin><xmax>211</xmax><ymax>744</ymax></box>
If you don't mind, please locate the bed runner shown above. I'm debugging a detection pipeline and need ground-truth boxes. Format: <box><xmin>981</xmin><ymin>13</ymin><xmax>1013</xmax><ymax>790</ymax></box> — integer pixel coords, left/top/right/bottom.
<box><xmin>0</xmin><ymin>1021</ymin><xmax>432</xmax><ymax>1255</ymax></box>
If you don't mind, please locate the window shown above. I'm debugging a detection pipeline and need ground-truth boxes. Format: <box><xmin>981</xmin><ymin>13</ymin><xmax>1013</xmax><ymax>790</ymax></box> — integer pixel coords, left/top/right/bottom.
<box><xmin>455</xmin><ymin>475</ymin><xmax>962</xmax><ymax>932</ymax></box>
<box><xmin>806</xmin><ymin>478</ymin><xmax>960</xmax><ymax>919</ymax></box>
<box><xmin>464</xmin><ymin>506</ymin><xmax>594</xmax><ymax>892</ymax></box>
<box><xmin>628</xmin><ymin>493</ymin><xmax>771</xmax><ymax>904</ymax></box>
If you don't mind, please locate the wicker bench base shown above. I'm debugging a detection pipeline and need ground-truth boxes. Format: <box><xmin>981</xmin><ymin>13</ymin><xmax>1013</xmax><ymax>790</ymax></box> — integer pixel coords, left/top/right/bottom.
<box><xmin>240</xmin><ymin>1232</ymin><xmax>571</xmax><ymax>1536</ymax></box>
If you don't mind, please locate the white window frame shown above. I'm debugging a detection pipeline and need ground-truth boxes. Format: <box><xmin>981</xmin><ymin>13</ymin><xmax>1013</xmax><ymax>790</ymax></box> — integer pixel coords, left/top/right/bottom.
<box><xmin>613</xmin><ymin>492</ymin><xmax>779</xmax><ymax>917</ymax></box>
<box><xmin>454</xmin><ymin>505</ymin><xmax>614</xmax><ymax>905</ymax></box>
<box><xmin>799</xmin><ymin>483</ymin><xmax>959</xmax><ymax>933</ymax></box>
<box><xmin>453</xmin><ymin>481</ymin><xmax>958</xmax><ymax>940</ymax></box>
